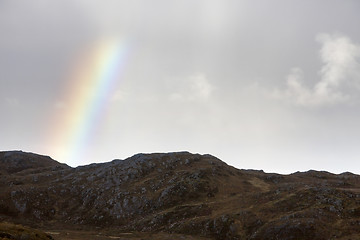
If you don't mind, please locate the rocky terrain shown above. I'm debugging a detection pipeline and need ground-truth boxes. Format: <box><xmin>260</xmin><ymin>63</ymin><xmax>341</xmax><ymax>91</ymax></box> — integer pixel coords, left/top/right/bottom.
<box><xmin>0</xmin><ymin>150</ymin><xmax>359</xmax><ymax>239</ymax></box>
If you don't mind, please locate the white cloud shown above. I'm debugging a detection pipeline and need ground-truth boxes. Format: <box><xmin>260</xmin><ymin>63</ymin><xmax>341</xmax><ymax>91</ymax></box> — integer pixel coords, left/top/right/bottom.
<box><xmin>5</xmin><ymin>97</ymin><xmax>19</xmax><ymax>107</ymax></box>
<box><xmin>54</xmin><ymin>101</ymin><xmax>66</xmax><ymax>109</ymax></box>
<box><xmin>190</xmin><ymin>73</ymin><xmax>214</xmax><ymax>99</ymax></box>
<box><xmin>274</xmin><ymin>33</ymin><xmax>360</xmax><ymax>107</ymax></box>
<box><xmin>110</xmin><ymin>89</ymin><xmax>128</xmax><ymax>102</ymax></box>
<box><xmin>170</xmin><ymin>73</ymin><xmax>214</xmax><ymax>102</ymax></box>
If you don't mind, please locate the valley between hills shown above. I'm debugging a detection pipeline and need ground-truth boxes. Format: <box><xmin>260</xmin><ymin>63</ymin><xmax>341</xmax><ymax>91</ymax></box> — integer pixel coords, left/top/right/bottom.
<box><xmin>0</xmin><ymin>151</ymin><xmax>359</xmax><ymax>240</ymax></box>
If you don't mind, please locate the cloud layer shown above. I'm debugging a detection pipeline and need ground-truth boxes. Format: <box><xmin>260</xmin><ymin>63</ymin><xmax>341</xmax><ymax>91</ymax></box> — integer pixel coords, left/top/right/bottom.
<box><xmin>1</xmin><ymin>1</ymin><xmax>360</xmax><ymax>173</ymax></box>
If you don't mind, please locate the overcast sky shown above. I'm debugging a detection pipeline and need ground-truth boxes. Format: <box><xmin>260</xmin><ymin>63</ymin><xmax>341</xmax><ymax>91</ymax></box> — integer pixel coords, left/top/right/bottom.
<box><xmin>1</xmin><ymin>0</ymin><xmax>360</xmax><ymax>174</ymax></box>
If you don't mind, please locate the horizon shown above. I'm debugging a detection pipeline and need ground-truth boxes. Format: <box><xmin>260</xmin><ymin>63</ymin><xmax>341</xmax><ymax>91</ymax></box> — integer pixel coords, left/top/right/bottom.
<box><xmin>1</xmin><ymin>0</ymin><xmax>360</xmax><ymax>174</ymax></box>
<box><xmin>1</xmin><ymin>149</ymin><xmax>359</xmax><ymax>176</ymax></box>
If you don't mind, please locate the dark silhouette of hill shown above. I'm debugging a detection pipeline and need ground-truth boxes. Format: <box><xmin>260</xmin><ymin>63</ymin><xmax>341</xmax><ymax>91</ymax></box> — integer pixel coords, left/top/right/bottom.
<box><xmin>0</xmin><ymin>151</ymin><xmax>68</xmax><ymax>174</ymax></box>
<box><xmin>0</xmin><ymin>151</ymin><xmax>359</xmax><ymax>239</ymax></box>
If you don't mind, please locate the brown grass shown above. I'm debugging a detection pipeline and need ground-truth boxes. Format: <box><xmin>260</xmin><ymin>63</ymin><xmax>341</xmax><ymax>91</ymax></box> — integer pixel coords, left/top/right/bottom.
<box><xmin>0</xmin><ymin>222</ymin><xmax>53</xmax><ymax>240</ymax></box>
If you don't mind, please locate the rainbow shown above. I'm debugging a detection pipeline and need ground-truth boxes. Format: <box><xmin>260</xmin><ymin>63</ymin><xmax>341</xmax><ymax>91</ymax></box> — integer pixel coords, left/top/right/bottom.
<box><xmin>52</xmin><ymin>38</ymin><xmax>130</xmax><ymax>166</ymax></box>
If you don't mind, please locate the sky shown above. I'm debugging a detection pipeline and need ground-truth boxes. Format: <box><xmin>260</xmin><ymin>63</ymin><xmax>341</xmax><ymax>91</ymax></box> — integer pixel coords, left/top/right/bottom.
<box><xmin>1</xmin><ymin>0</ymin><xmax>360</xmax><ymax>174</ymax></box>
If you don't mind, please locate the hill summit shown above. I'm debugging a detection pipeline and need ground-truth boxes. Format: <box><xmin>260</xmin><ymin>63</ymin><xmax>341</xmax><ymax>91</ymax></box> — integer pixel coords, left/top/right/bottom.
<box><xmin>0</xmin><ymin>151</ymin><xmax>359</xmax><ymax>239</ymax></box>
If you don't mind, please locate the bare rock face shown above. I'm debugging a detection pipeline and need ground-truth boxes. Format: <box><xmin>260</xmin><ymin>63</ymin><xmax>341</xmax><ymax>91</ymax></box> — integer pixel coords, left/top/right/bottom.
<box><xmin>0</xmin><ymin>151</ymin><xmax>360</xmax><ymax>239</ymax></box>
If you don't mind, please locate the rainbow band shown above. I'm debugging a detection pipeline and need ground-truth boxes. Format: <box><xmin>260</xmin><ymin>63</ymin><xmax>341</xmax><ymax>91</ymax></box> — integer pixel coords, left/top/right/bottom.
<box><xmin>60</xmin><ymin>39</ymin><xmax>129</xmax><ymax>166</ymax></box>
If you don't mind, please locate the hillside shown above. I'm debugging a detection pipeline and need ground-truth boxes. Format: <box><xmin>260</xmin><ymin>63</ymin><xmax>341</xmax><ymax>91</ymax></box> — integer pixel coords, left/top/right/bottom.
<box><xmin>0</xmin><ymin>151</ymin><xmax>359</xmax><ymax>239</ymax></box>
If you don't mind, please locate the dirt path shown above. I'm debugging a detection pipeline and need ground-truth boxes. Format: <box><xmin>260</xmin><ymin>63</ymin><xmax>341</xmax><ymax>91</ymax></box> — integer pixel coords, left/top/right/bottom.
<box><xmin>44</xmin><ymin>229</ymin><xmax>210</xmax><ymax>240</ymax></box>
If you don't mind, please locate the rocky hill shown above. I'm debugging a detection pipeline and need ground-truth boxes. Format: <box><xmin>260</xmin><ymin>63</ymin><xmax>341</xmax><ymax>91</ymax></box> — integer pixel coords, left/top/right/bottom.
<box><xmin>0</xmin><ymin>151</ymin><xmax>359</xmax><ymax>239</ymax></box>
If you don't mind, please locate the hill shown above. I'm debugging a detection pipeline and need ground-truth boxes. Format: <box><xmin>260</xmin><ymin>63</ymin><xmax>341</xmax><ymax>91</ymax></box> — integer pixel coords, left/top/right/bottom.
<box><xmin>0</xmin><ymin>151</ymin><xmax>359</xmax><ymax>239</ymax></box>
